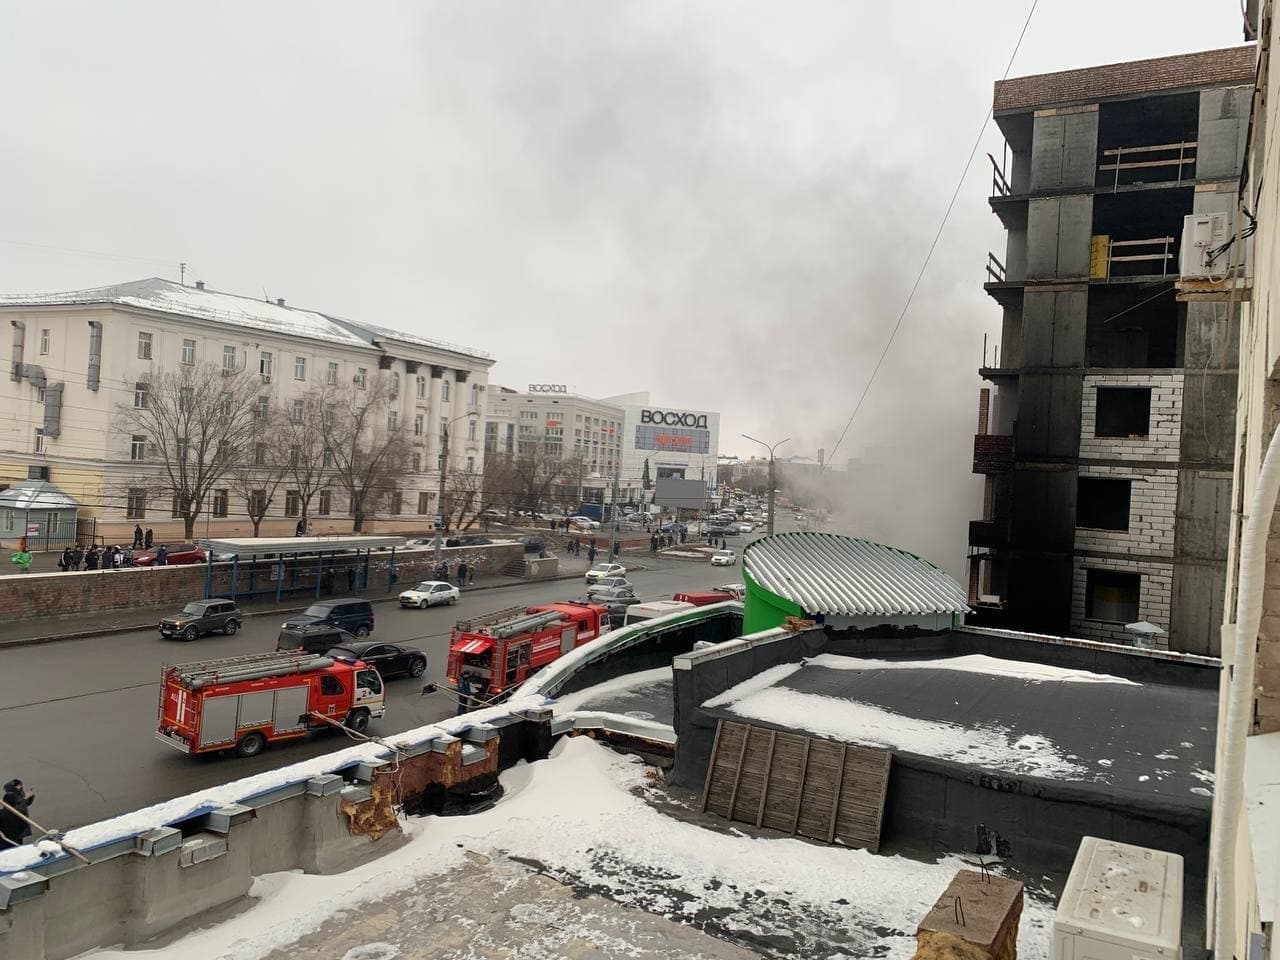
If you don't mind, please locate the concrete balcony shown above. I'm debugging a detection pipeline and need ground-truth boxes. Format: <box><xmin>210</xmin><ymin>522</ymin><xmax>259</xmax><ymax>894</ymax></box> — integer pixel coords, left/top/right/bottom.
<box><xmin>968</xmin><ymin>518</ymin><xmax>1010</xmax><ymax>549</ymax></box>
<box><xmin>972</xmin><ymin>434</ymin><xmax>1014</xmax><ymax>474</ymax></box>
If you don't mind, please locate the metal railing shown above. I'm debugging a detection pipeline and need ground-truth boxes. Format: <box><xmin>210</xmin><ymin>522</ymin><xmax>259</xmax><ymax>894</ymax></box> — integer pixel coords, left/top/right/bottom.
<box><xmin>988</xmin><ymin>152</ymin><xmax>1011</xmax><ymax>197</ymax></box>
<box><xmin>985</xmin><ymin>252</ymin><xmax>1007</xmax><ymax>283</ymax></box>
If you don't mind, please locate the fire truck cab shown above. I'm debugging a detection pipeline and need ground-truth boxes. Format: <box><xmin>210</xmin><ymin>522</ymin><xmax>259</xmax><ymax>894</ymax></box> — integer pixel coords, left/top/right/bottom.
<box><xmin>156</xmin><ymin>650</ymin><xmax>386</xmax><ymax>758</ymax></box>
<box><xmin>447</xmin><ymin>601</ymin><xmax>609</xmax><ymax>704</ymax></box>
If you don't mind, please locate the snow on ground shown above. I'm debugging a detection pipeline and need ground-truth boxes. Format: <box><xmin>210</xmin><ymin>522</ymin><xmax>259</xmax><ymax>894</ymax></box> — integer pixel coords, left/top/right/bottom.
<box><xmin>548</xmin><ymin>666</ymin><xmax>672</xmax><ymax>713</ymax></box>
<box><xmin>715</xmin><ymin>684</ymin><xmax>1087</xmax><ymax>779</ymax></box>
<box><xmin>809</xmin><ymin>653</ymin><xmax>1140</xmax><ymax>685</ymax></box>
<box><xmin>82</xmin><ymin>737</ymin><xmax>1054</xmax><ymax>960</ymax></box>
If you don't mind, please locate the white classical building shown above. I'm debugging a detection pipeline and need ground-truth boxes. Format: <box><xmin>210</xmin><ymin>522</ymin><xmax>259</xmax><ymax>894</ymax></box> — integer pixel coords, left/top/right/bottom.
<box><xmin>0</xmin><ymin>277</ymin><xmax>493</xmax><ymax>543</ymax></box>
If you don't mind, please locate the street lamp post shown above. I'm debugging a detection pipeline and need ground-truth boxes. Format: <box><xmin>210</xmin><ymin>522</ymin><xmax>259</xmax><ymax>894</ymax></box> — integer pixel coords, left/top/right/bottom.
<box><xmin>438</xmin><ymin>410</ymin><xmax>480</xmax><ymax>535</ymax></box>
<box><xmin>741</xmin><ymin>434</ymin><xmax>790</xmax><ymax>537</ymax></box>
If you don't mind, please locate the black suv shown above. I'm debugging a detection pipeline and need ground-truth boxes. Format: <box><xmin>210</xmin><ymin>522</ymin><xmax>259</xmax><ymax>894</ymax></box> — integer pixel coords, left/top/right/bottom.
<box><xmin>280</xmin><ymin>598</ymin><xmax>375</xmax><ymax>637</ymax></box>
<box><xmin>277</xmin><ymin>624</ymin><xmax>360</xmax><ymax>655</ymax></box>
<box><xmin>159</xmin><ymin>600</ymin><xmax>242</xmax><ymax>641</ymax></box>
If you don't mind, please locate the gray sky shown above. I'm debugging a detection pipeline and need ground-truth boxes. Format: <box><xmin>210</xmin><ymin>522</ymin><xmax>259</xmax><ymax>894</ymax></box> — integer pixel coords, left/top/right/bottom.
<box><xmin>0</xmin><ymin>1</ymin><xmax>1249</xmax><ymax>573</ymax></box>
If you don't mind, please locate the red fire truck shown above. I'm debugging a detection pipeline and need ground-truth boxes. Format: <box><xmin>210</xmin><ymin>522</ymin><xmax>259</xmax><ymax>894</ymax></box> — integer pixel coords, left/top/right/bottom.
<box><xmin>446</xmin><ymin>602</ymin><xmax>609</xmax><ymax>705</ymax></box>
<box><xmin>156</xmin><ymin>650</ymin><xmax>387</xmax><ymax>758</ymax></box>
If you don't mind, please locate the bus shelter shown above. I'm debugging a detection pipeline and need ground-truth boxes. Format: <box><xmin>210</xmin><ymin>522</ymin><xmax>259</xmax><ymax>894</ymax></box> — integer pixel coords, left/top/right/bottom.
<box><xmin>196</xmin><ymin>535</ymin><xmax>407</xmax><ymax>603</ymax></box>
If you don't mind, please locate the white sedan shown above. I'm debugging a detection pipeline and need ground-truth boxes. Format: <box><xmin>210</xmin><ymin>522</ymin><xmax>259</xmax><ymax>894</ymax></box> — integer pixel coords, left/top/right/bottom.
<box><xmin>711</xmin><ymin>549</ymin><xmax>737</xmax><ymax>566</ymax></box>
<box><xmin>586</xmin><ymin>562</ymin><xmax>627</xmax><ymax>584</ymax></box>
<box><xmin>399</xmin><ymin>580</ymin><xmax>460</xmax><ymax>608</ymax></box>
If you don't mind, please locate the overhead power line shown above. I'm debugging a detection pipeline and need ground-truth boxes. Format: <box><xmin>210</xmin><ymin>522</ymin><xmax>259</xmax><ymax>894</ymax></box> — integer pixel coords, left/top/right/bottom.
<box><xmin>825</xmin><ymin>0</ymin><xmax>1039</xmax><ymax>468</ymax></box>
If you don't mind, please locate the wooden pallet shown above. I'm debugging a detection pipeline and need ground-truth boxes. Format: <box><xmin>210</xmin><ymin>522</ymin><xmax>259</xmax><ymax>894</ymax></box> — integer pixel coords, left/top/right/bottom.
<box><xmin>701</xmin><ymin>720</ymin><xmax>891</xmax><ymax>852</ymax></box>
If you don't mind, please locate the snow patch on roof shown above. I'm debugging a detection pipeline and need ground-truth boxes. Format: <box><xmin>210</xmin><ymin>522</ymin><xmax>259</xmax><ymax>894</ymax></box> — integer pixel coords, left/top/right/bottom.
<box><xmin>549</xmin><ymin>666</ymin><xmax>673</xmax><ymax>713</ymax></box>
<box><xmin>809</xmin><ymin>653</ymin><xmax>1140</xmax><ymax>685</ymax></box>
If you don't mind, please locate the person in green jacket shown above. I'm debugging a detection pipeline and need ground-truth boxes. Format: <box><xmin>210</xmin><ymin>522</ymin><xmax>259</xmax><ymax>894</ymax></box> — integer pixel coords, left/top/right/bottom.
<box><xmin>9</xmin><ymin>549</ymin><xmax>32</xmax><ymax>573</ymax></box>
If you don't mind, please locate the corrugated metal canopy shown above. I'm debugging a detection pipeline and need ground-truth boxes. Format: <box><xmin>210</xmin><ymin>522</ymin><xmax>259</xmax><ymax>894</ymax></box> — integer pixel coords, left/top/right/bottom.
<box><xmin>743</xmin><ymin>532</ymin><xmax>969</xmax><ymax>617</ymax></box>
<box><xmin>0</xmin><ymin>480</ymin><xmax>79</xmax><ymax>510</ymax></box>
<box><xmin>197</xmin><ymin>534</ymin><xmax>406</xmax><ymax>557</ymax></box>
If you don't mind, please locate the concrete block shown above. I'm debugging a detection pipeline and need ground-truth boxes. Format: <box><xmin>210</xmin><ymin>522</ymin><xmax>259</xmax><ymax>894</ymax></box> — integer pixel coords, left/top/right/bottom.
<box><xmin>913</xmin><ymin>870</ymin><xmax>1023</xmax><ymax>960</ymax></box>
<box><xmin>124</xmin><ymin>830</ymin><xmax>253</xmax><ymax>946</ymax></box>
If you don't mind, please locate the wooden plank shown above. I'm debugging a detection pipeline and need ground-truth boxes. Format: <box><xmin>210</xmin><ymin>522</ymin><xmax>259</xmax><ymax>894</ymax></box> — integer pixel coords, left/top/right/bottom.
<box><xmin>760</xmin><ymin>733</ymin><xmax>805</xmax><ymax>832</ymax></box>
<box><xmin>832</xmin><ymin>746</ymin><xmax>892</xmax><ymax>853</ymax></box>
<box><xmin>1102</xmin><ymin>140</ymin><xmax>1197</xmax><ymax>155</ymax></box>
<box><xmin>732</xmin><ymin>726</ymin><xmax>771</xmax><ymax>822</ymax></box>
<box><xmin>699</xmin><ymin>720</ymin><xmax>725</xmax><ymax>813</ymax></box>
<box><xmin>826</xmin><ymin>742</ymin><xmax>848</xmax><ymax>842</ymax></box>
<box><xmin>1098</xmin><ymin>158</ymin><xmax>1196</xmax><ymax>171</ymax></box>
<box><xmin>790</xmin><ymin>736</ymin><xmax>811</xmax><ymax>836</ymax></box>
<box><xmin>1108</xmin><ymin>237</ymin><xmax>1175</xmax><ymax>247</ymax></box>
<box><xmin>755</xmin><ymin>730</ymin><xmax>776</xmax><ymax>828</ymax></box>
<box><xmin>703</xmin><ymin>722</ymin><xmax>746</xmax><ymax>818</ymax></box>
<box><xmin>724</xmin><ymin>722</ymin><xmax>751</xmax><ymax>820</ymax></box>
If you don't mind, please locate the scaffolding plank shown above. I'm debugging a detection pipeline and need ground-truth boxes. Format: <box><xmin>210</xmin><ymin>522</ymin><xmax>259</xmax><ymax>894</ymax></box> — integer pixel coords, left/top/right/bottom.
<box><xmin>1102</xmin><ymin>140</ymin><xmax>1197</xmax><ymax>155</ymax></box>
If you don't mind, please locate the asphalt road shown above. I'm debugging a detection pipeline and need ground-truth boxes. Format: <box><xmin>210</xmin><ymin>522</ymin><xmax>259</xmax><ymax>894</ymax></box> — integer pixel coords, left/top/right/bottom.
<box><xmin>0</xmin><ymin>556</ymin><xmax>740</xmax><ymax>833</ymax></box>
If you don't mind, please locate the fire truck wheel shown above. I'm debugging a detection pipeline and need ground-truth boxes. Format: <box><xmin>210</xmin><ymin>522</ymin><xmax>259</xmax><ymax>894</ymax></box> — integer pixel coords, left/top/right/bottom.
<box><xmin>224</xmin><ymin>620</ymin><xmax>239</xmax><ymax>635</ymax></box>
<box><xmin>182</xmin><ymin>625</ymin><xmax>199</xmax><ymax>642</ymax></box>
<box><xmin>345</xmin><ymin>708</ymin><xmax>370</xmax><ymax>732</ymax></box>
<box><xmin>235</xmin><ymin>731</ymin><xmax>266</xmax><ymax>758</ymax></box>
<box><xmin>409</xmin><ymin>657</ymin><xmax>426</xmax><ymax>678</ymax></box>
<box><xmin>355</xmin><ymin>626</ymin><xmax>370</xmax><ymax>638</ymax></box>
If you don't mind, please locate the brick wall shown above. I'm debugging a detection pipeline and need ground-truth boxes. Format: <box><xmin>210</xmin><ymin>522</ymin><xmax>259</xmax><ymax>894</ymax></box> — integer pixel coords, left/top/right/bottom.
<box><xmin>1078</xmin><ymin>373</ymin><xmax>1183</xmax><ymax>462</ymax></box>
<box><xmin>0</xmin><ymin>542</ymin><xmax>523</xmax><ymax>622</ymax></box>
<box><xmin>1074</xmin><ymin>464</ymin><xmax>1178</xmax><ymax>558</ymax></box>
<box><xmin>994</xmin><ymin>45</ymin><xmax>1255</xmax><ymax>113</ymax></box>
<box><xmin>1070</xmin><ymin>556</ymin><xmax>1174</xmax><ymax>645</ymax></box>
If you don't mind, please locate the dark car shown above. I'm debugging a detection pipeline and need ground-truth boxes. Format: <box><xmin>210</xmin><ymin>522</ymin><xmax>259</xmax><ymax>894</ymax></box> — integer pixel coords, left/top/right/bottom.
<box><xmin>591</xmin><ymin>586</ymin><xmax>641</xmax><ymax>627</ymax></box>
<box><xmin>280</xmin><ymin>598</ymin><xmax>375</xmax><ymax>637</ymax></box>
<box><xmin>277</xmin><ymin>624</ymin><xmax>360</xmax><ymax>655</ymax></box>
<box><xmin>705</xmin><ymin>525</ymin><xmax>737</xmax><ymax>539</ymax></box>
<box><xmin>327</xmin><ymin>641</ymin><xmax>428</xmax><ymax>679</ymax></box>
<box><xmin>133</xmin><ymin>543</ymin><xmax>207</xmax><ymax>567</ymax></box>
<box><xmin>522</xmin><ymin>535</ymin><xmax>546</xmax><ymax>554</ymax></box>
<box><xmin>159</xmin><ymin>600</ymin><xmax>241</xmax><ymax>641</ymax></box>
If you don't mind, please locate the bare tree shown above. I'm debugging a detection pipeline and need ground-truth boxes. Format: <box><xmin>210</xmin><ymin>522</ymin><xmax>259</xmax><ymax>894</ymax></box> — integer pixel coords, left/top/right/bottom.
<box><xmin>280</xmin><ymin>390</ymin><xmax>330</xmax><ymax>528</ymax></box>
<box><xmin>505</xmin><ymin>440</ymin><xmax>571</xmax><ymax>516</ymax></box>
<box><xmin>319</xmin><ymin>377</ymin><xmax>411</xmax><ymax>532</ymax></box>
<box><xmin>115</xmin><ymin>363</ymin><xmax>262</xmax><ymax>539</ymax></box>
<box><xmin>227</xmin><ymin>410</ymin><xmax>291</xmax><ymax>537</ymax></box>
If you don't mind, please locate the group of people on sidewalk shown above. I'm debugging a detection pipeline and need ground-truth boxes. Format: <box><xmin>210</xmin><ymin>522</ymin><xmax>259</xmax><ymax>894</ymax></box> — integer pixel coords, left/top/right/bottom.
<box><xmin>432</xmin><ymin>559</ymin><xmax>478</xmax><ymax>586</ymax></box>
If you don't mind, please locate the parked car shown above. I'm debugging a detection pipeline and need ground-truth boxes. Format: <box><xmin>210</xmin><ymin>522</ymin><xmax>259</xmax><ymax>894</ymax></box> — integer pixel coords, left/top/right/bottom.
<box><xmin>480</xmin><ymin>508</ymin><xmax>505</xmax><ymax>520</ymax></box>
<box><xmin>281</xmin><ymin>598</ymin><xmax>375</xmax><ymax>637</ymax></box>
<box><xmin>711</xmin><ymin>549</ymin><xmax>738</xmax><ymax>567</ymax></box>
<box><xmin>133</xmin><ymin>543</ymin><xmax>207</xmax><ymax>566</ymax></box>
<box><xmin>591</xmin><ymin>584</ymin><xmax>640</xmax><ymax>606</ymax></box>
<box><xmin>326</xmin><ymin>640</ymin><xmax>428</xmax><ymax>679</ymax></box>
<box><xmin>586</xmin><ymin>576</ymin><xmax>632</xmax><ymax>597</ymax></box>
<box><xmin>568</xmin><ymin>515</ymin><xmax>600</xmax><ymax>531</ymax></box>
<box><xmin>585</xmin><ymin>562</ymin><xmax>626</xmax><ymax>584</ymax></box>
<box><xmin>277</xmin><ymin>624</ymin><xmax>360</xmax><ymax>655</ymax></box>
<box><xmin>660</xmin><ymin>522</ymin><xmax>688</xmax><ymax>535</ymax></box>
<box><xmin>399</xmin><ymin>580</ymin><xmax>460</xmax><ymax>608</ymax></box>
<box><xmin>735</xmin><ymin>522</ymin><xmax>755</xmax><ymax>534</ymax></box>
<box><xmin>714</xmin><ymin>583</ymin><xmax>746</xmax><ymax>600</ymax></box>
<box><xmin>705</xmin><ymin>526</ymin><xmax>736</xmax><ymax>539</ymax></box>
<box><xmin>158</xmin><ymin>599</ymin><xmax>242</xmax><ymax>641</ymax></box>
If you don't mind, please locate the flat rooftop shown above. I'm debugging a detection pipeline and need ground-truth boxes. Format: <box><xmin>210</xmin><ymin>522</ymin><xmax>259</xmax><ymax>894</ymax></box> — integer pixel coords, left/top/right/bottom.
<box><xmin>704</xmin><ymin>652</ymin><xmax>1216</xmax><ymax>816</ymax></box>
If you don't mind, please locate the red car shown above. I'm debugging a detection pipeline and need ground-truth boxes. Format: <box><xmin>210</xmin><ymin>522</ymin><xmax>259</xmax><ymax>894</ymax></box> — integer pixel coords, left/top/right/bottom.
<box><xmin>132</xmin><ymin>542</ymin><xmax>208</xmax><ymax>566</ymax></box>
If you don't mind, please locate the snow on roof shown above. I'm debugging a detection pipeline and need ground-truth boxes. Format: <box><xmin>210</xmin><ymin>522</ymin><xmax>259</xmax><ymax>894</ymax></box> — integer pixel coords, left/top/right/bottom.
<box><xmin>327</xmin><ymin>315</ymin><xmax>492</xmax><ymax>362</ymax></box>
<box><xmin>743</xmin><ymin>532</ymin><xmax>970</xmax><ymax>617</ymax></box>
<box><xmin>0</xmin><ymin>480</ymin><xmax>79</xmax><ymax>510</ymax></box>
<box><xmin>807</xmin><ymin>653</ymin><xmax>1140</xmax><ymax>685</ymax></box>
<box><xmin>197</xmin><ymin>534</ymin><xmax>405</xmax><ymax>556</ymax></box>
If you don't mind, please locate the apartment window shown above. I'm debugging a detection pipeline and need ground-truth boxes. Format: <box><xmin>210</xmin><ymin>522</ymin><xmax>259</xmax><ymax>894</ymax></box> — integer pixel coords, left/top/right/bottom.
<box><xmin>223</xmin><ymin>344</ymin><xmax>237</xmax><ymax>372</ymax></box>
<box><xmin>137</xmin><ymin>331</ymin><xmax>153</xmax><ymax>360</ymax></box>
<box><xmin>387</xmin><ymin>411</ymin><xmax>398</xmax><ymax>431</ymax></box>
<box><xmin>294</xmin><ymin>356</ymin><xmax>306</xmax><ymax>380</ymax></box>
<box><xmin>259</xmin><ymin>351</ymin><xmax>273</xmax><ymax>379</ymax></box>
<box><xmin>171</xmin><ymin>494</ymin><xmax>182</xmax><ymax>519</ymax></box>
<box><xmin>39</xmin><ymin>328</ymin><xmax>49</xmax><ymax>355</ymax></box>
<box><xmin>212</xmin><ymin>489</ymin><xmax>229</xmax><ymax>518</ymax></box>
<box><xmin>414</xmin><ymin>414</ymin><xmax>424</xmax><ymax>436</ymax></box>
<box><xmin>416</xmin><ymin>375</ymin><xmax>426</xmax><ymax>400</ymax></box>
<box><xmin>466</xmin><ymin>456</ymin><xmax>475</xmax><ymax>473</ymax></box>
<box><xmin>1085</xmin><ymin>569</ymin><xmax>1141</xmax><ymax>623</ymax></box>
<box><xmin>249</xmin><ymin>489</ymin><xmax>267</xmax><ymax>516</ymax></box>
<box><xmin>326</xmin><ymin>361</ymin><xmax>339</xmax><ymax>385</ymax></box>
<box><xmin>219</xmin><ymin>394</ymin><xmax>233</xmax><ymax>418</ymax></box>
<box><xmin>289</xmin><ymin>445</ymin><xmax>299</xmax><ymax>467</ymax></box>
<box><xmin>254</xmin><ymin>443</ymin><xmax>267</xmax><ymax>466</ymax></box>
<box><xmin>418</xmin><ymin>491</ymin><xmax>431</xmax><ymax>515</ymax></box>
<box><xmin>291</xmin><ymin>398</ymin><xmax>304</xmax><ymax>423</ymax></box>
<box><xmin>412</xmin><ymin>453</ymin><xmax>422</xmax><ymax>472</ymax></box>
<box><xmin>355</xmin><ymin>367</ymin><xmax>367</xmax><ymax>389</ymax></box>
<box><xmin>471</xmin><ymin>383</ymin><xmax>481</xmax><ymax>409</ymax></box>
<box><xmin>1077</xmin><ymin>478</ymin><xmax>1132</xmax><ymax>531</ymax></box>
<box><xmin>3</xmin><ymin>509</ymin><xmax>12</xmax><ymax>531</ymax></box>
<box><xmin>467</xmin><ymin>420</ymin><xmax>477</xmax><ymax>441</ymax></box>
<box><xmin>441</xmin><ymin>380</ymin><xmax>451</xmax><ymax>402</ymax></box>
<box><xmin>33</xmin><ymin>427</ymin><xmax>44</xmax><ymax>454</ymax></box>
<box><xmin>284</xmin><ymin>490</ymin><xmax>301</xmax><ymax>517</ymax></box>
<box><xmin>182</xmin><ymin>338</ymin><xmax>196</xmax><ymax>365</ymax></box>
<box><xmin>36</xmin><ymin>386</ymin><xmax>45</xmax><ymax>403</ymax></box>
<box><xmin>389</xmin><ymin>489</ymin><xmax>402</xmax><ymax>515</ymax></box>
<box><xmin>323</xmin><ymin>446</ymin><xmax>334</xmax><ymax>467</ymax></box>
<box><xmin>256</xmin><ymin>396</ymin><xmax>269</xmax><ymax>419</ymax></box>
<box><xmin>134</xmin><ymin>381</ymin><xmax>149</xmax><ymax>408</ymax></box>
<box><xmin>1095</xmin><ymin>388</ymin><xmax>1151</xmax><ymax>438</ymax></box>
<box><xmin>440</xmin><ymin>417</ymin><xmax>448</xmax><ymax>439</ymax></box>
<box><xmin>318</xmin><ymin>489</ymin><xmax>332</xmax><ymax>516</ymax></box>
<box><xmin>391</xmin><ymin>372</ymin><xmax>400</xmax><ymax>398</ymax></box>
<box><xmin>126</xmin><ymin>488</ymin><xmax>147</xmax><ymax>520</ymax></box>
<box><xmin>130</xmin><ymin>434</ymin><xmax>146</xmax><ymax>461</ymax></box>
<box><xmin>176</xmin><ymin>438</ymin><xmax>189</xmax><ymax>462</ymax></box>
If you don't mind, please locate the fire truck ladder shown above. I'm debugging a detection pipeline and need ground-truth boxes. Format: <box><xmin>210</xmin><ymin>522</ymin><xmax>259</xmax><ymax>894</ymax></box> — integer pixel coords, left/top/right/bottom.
<box><xmin>454</xmin><ymin>605</ymin><xmax>528</xmax><ymax>634</ymax></box>
<box><xmin>168</xmin><ymin>650</ymin><xmax>337</xmax><ymax>689</ymax></box>
<box><xmin>491</xmin><ymin>610</ymin><xmax>565</xmax><ymax>639</ymax></box>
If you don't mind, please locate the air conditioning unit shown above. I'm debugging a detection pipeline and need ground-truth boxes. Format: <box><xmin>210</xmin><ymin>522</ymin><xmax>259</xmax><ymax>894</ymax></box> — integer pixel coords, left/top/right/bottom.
<box><xmin>1052</xmin><ymin>837</ymin><xmax>1183</xmax><ymax>960</ymax></box>
<box><xmin>1179</xmin><ymin>212</ymin><xmax>1231</xmax><ymax>278</ymax></box>
<box><xmin>261</xmin><ymin>374</ymin><xmax>272</xmax><ymax>384</ymax></box>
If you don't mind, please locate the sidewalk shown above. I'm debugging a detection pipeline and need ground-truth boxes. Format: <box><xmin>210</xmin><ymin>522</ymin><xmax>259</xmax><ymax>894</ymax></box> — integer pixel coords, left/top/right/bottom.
<box><xmin>0</xmin><ymin>552</ymin><xmax>602</xmax><ymax>649</ymax></box>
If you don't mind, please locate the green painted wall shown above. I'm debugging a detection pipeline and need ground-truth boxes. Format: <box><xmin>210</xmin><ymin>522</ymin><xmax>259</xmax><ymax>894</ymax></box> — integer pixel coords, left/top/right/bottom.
<box><xmin>742</xmin><ymin>567</ymin><xmax>803</xmax><ymax>634</ymax></box>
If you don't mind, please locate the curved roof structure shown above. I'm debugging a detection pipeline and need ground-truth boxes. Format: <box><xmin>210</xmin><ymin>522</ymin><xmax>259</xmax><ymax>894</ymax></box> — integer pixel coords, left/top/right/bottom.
<box><xmin>742</xmin><ymin>532</ymin><xmax>969</xmax><ymax>617</ymax></box>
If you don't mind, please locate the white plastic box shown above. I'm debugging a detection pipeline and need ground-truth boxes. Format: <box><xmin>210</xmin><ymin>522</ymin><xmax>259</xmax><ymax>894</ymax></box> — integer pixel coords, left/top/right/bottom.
<box><xmin>1052</xmin><ymin>836</ymin><xmax>1183</xmax><ymax>960</ymax></box>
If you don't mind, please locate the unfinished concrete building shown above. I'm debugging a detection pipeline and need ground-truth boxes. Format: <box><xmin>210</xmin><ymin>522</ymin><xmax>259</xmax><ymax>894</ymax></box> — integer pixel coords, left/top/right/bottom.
<box><xmin>968</xmin><ymin>46</ymin><xmax>1254</xmax><ymax>655</ymax></box>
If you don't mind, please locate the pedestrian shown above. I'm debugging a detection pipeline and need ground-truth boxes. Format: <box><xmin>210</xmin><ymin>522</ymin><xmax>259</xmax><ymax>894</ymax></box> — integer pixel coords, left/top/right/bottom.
<box><xmin>132</xmin><ymin>524</ymin><xmax>144</xmax><ymax>549</ymax></box>
<box><xmin>111</xmin><ymin>546</ymin><xmax>123</xmax><ymax>570</ymax></box>
<box><xmin>680</xmin><ymin>529</ymin><xmax>687</xmax><ymax>544</ymax></box>
<box><xmin>346</xmin><ymin>566</ymin><xmax>356</xmax><ymax>592</ymax></box>
<box><xmin>549</xmin><ymin>519</ymin><xmax>556</xmax><ymax>534</ymax></box>
<box><xmin>59</xmin><ymin>547</ymin><xmax>73</xmax><ymax>572</ymax></box>
<box><xmin>611</xmin><ymin>542</ymin><xmax>619</xmax><ymax>558</ymax></box>
<box><xmin>295</xmin><ymin>518</ymin><xmax>306</xmax><ymax>537</ymax></box>
<box><xmin>9</xmin><ymin>547</ymin><xmax>32</xmax><ymax>573</ymax></box>
<box><xmin>0</xmin><ymin>779</ymin><xmax>35</xmax><ymax>849</ymax></box>
<box><xmin>587</xmin><ymin>546</ymin><xmax>597</xmax><ymax>564</ymax></box>
<box><xmin>85</xmin><ymin>545</ymin><xmax>100</xmax><ymax>571</ymax></box>
<box><xmin>456</xmin><ymin>674</ymin><xmax>472</xmax><ymax>716</ymax></box>
<box><xmin>156</xmin><ymin>543</ymin><xmax>169</xmax><ymax>566</ymax></box>
<box><xmin>468</xmin><ymin>564</ymin><xmax>475</xmax><ymax>585</ymax></box>
<box><xmin>144</xmin><ymin>528</ymin><xmax>154</xmax><ymax>549</ymax></box>
<box><xmin>457</xmin><ymin>561</ymin><xmax>468</xmax><ymax>588</ymax></box>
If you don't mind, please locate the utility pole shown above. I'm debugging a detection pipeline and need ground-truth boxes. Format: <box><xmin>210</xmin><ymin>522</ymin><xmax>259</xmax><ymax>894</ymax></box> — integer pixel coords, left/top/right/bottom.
<box><xmin>742</xmin><ymin>434</ymin><xmax>790</xmax><ymax>536</ymax></box>
<box><xmin>607</xmin><ymin>455</ymin><xmax>621</xmax><ymax>560</ymax></box>
<box><xmin>438</xmin><ymin>411</ymin><xmax>478</xmax><ymax>534</ymax></box>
